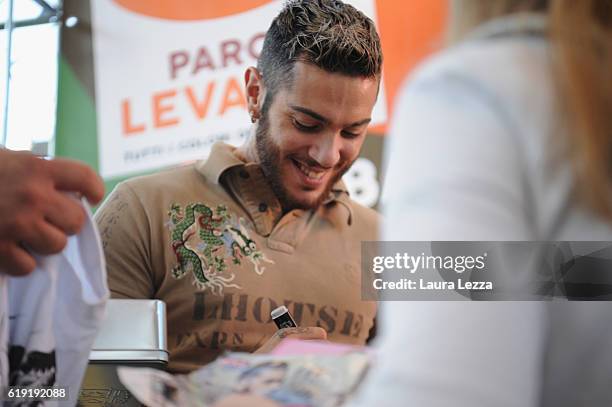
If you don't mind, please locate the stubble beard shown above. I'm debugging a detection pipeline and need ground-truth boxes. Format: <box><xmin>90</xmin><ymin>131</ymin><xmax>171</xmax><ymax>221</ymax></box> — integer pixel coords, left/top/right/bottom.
<box><xmin>255</xmin><ymin>109</ymin><xmax>353</xmax><ymax>212</ymax></box>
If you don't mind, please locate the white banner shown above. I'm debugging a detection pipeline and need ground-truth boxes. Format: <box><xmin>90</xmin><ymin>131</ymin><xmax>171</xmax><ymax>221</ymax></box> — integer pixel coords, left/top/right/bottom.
<box><xmin>91</xmin><ymin>0</ymin><xmax>387</xmax><ymax>179</ymax></box>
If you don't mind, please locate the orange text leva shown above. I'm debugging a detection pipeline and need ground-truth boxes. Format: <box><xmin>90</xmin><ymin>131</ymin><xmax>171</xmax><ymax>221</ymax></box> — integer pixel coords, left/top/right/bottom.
<box><xmin>121</xmin><ymin>76</ymin><xmax>246</xmax><ymax>136</ymax></box>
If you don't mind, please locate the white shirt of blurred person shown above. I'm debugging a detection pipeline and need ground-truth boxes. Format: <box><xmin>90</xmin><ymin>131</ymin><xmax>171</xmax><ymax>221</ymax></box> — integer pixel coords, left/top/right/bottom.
<box><xmin>348</xmin><ymin>1</ymin><xmax>612</xmax><ymax>407</ymax></box>
<box><xmin>0</xmin><ymin>149</ymin><xmax>104</xmax><ymax>275</ymax></box>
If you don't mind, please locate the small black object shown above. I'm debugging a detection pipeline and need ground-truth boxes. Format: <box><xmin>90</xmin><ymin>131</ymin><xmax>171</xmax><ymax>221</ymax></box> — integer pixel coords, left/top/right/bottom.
<box><xmin>271</xmin><ymin>305</ymin><xmax>297</xmax><ymax>329</ymax></box>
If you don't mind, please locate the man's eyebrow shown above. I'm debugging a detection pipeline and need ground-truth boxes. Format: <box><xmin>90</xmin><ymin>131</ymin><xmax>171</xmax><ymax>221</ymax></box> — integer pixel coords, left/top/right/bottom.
<box><xmin>347</xmin><ymin>118</ymin><xmax>372</xmax><ymax>128</ymax></box>
<box><xmin>290</xmin><ymin>105</ymin><xmax>372</xmax><ymax>127</ymax></box>
<box><xmin>290</xmin><ymin>105</ymin><xmax>329</xmax><ymax>123</ymax></box>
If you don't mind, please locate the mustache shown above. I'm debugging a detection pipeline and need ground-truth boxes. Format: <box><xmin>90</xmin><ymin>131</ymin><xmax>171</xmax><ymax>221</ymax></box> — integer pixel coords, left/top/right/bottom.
<box><xmin>289</xmin><ymin>155</ymin><xmax>349</xmax><ymax>171</ymax></box>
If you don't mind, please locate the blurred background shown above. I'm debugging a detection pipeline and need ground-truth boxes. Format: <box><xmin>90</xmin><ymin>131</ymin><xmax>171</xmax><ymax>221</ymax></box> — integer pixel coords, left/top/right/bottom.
<box><xmin>0</xmin><ymin>0</ymin><xmax>61</xmax><ymax>153</ymax></box>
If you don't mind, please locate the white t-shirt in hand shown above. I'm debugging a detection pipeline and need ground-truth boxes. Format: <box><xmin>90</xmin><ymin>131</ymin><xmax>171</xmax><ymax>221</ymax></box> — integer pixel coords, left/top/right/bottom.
<box><xmin>0</xmin><ymin>199</ymin><xmax>109</xmax><ymax>406</ymax></box>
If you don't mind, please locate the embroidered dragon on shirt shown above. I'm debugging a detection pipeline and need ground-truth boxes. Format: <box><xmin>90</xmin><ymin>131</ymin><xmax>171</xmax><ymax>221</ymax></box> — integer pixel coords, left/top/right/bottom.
<box><xmin>167</xmin><ymin>202</ymin><xmax>273</xmax><ymax>295</ymax></box>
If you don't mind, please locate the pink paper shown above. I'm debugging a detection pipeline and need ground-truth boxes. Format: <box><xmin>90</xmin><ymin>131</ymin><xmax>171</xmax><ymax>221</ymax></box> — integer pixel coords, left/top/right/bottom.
<box><xmin>271</xmin><ymin>339</ymin><xmax>366</xmax><ymax>356</ymax></box>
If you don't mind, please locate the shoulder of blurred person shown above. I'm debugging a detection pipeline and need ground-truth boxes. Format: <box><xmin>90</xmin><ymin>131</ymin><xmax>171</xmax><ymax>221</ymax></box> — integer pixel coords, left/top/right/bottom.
<box><xmin>399</xmin><ymin>12</ymin><xmax>554</xmax><ymax>154</ymax></box>
<box><xmin>383</xmin><ymin>12</ymin><xmax>612</xmax><ymax>241</ymax></box>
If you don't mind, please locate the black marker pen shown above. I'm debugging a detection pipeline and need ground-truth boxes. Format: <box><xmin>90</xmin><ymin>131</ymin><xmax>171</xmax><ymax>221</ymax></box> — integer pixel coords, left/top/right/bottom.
<box><xmin>271</xmin><ymin>305</ymin><xmax>297</xmax><ymax>329</ymax></box>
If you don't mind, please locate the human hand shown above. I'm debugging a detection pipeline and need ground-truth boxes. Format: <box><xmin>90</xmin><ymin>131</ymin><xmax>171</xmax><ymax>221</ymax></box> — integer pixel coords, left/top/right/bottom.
<box><xmin>0</xmin><ymin>149</ymin><xmax>104</xmax><ymax>276</ymax></box>
<box><xmin>255</xmin><ymin>326</ymin><xmax>327</xmax><ymax>354</ymax></box>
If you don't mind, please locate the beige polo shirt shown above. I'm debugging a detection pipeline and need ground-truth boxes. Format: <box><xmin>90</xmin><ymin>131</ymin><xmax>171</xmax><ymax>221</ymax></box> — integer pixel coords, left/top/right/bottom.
<box><xmin>95</xmin><ymin>142</ymin><xmax>378</xmax><ymax>373</ymax></box>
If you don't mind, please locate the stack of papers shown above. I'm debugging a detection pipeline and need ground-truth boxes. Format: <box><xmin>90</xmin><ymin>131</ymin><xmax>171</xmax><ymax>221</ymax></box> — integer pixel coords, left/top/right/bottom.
<box><xmin>118</xmin><ymin>339</ymin><xmax>371</xmax><ymax>407</ymax></box>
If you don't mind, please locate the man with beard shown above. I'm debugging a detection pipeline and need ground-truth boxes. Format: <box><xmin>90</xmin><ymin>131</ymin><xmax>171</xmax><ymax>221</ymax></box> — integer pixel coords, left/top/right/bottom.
<box><xmin>96</xmin><ymin>0</ymin><xmax>382</xmax><ymax>374</ymax></box>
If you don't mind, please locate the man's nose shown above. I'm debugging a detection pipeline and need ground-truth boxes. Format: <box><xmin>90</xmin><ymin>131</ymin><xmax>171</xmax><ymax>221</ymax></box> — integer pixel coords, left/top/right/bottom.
<box><xmin>308</xmin><ymin>134</ymin><xmax>341</xmax><ymax>169</ymax></box>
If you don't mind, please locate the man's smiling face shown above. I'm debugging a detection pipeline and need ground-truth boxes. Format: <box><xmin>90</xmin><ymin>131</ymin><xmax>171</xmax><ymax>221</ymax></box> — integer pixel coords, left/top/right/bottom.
<box><xmin>256</xmin><ymin>61</ymin><xmax>379</xmax><ymax>211</ymax></box>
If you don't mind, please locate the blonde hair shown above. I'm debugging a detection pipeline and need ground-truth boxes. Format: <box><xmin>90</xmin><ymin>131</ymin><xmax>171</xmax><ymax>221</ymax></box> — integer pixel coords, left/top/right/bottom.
<box><xmin>450</xmin><ymin>0</ymin><xmax>612</xmax><ymax>220</ymax></box>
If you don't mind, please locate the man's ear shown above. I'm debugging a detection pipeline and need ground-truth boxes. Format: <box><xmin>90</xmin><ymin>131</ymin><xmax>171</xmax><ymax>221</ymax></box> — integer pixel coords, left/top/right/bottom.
<box><xmin>244</xmin><ymin>67</ymin><xmax>265</xmax><ymax>121</ymax></box>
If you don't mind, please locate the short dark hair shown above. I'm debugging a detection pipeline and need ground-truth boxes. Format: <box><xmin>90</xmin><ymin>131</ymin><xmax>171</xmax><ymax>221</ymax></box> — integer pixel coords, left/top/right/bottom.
<box><xmin>258</xmin><ymin>0</ymin><xmax>383</xmax><ymax>99</ymax></box>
